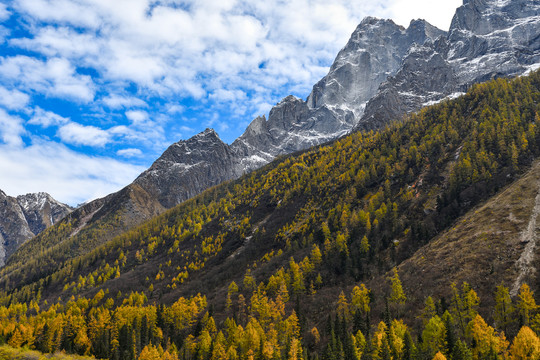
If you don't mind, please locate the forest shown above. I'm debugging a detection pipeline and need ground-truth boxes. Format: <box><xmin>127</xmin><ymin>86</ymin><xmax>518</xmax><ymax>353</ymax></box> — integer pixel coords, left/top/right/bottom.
<box><xmin>1</xmin><ymin>71</ymin><xmax>540</xmax><ymax>359</ymax></box>
<box><xmin>0</xmin><ymin>276</ymin><xmax>538</xmax><ymax>359</ymax></box>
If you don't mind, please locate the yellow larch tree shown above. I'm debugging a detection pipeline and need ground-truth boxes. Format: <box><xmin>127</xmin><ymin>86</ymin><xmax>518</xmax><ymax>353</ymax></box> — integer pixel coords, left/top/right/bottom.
<box><xmin>509</xmin><ymin>326</ymin><xmax>540</xmax><ymax>360</ymax></box>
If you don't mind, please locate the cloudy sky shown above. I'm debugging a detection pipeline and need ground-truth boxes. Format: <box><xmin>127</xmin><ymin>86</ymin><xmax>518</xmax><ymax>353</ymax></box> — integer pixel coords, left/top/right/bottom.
<box><xmin>0</xmin><ymin>0</ymin><xmax>462</xmax><ymax>206</ymax></box>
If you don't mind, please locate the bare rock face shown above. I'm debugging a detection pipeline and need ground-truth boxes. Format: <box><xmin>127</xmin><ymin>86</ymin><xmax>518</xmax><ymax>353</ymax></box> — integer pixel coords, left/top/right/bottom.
<box><xmin>0</xmin><ymin>190</ymin><xmax>71</xmax><ymax>265</ymax></box>
<box><xmin>134</xmin><ymin>129</ymin><xmax>245</xmax><ymax>209</ymax></box>
<box><xmin>358</xmin><ymin>42</ymin><xmax>458</xmax><ymax>130</ymax></box>
<box><xmin>308</xmin><ymin>18</ymin><xmax>446</xmax><ymax>120</ymax></box>
<box><xmin>358</xmin><ymin>0</ymin><xmax>540</xmax><ymax>129</ymax></box>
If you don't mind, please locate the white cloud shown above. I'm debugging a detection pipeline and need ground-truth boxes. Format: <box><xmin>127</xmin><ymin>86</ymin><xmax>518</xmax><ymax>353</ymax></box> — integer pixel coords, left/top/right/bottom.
<box><xmin>0</xmin><ymin>26</ymin><xmax>10</xmax><ymax>44</ymax></box>
<box><xmin>179</xmin><ymin>125</ymin><xmax>194</xmax><ymax>132</ymax></box>
<box><xmin>117</xmin><ymin>148</ymin><xmax>142</xmax><ymax>157</ymax></box>
<box><xmin>29</xmin><ymin>107</ymin><xmax>70</xmax><ymax>127</ymax></box>
<box><xmin>10</xmin><ymin>26</ymin><xmax>100</xmax><ymax>59</ymax></box>
<box><xmin>0</xmin><ymin>56</ymin><xmax>95</xmax><ymax>102</ymax></box>
<box><xmin>166</xmin><ymin>104</ymin><xmax>185</xmax><ymax>114</ymax></box>
<box><xmin>14</xmin><ymin>0</ymin><xmax>102</xmax><ymax>29</ymax></box>
<box><xmin>125</xmin><ymin>110</ymin><xmax>149</xmax><ymax>124</ymax></box>
<box><xmin>0</xmin><ymin>141</ymin><xmax>144</xmax><ymax>205</ymax></box>
<box><xmin>57</xmin><ymin>122</ymin><xmax>111</xmax><ymax>147</ymax></box>
<box><xmin>0</xmin><ymin>86</ymin><xmax>30</xmax><ymax>110</ymax></box>
<box><xmin>103</xmin><ymin>94</ymin><xmax>147</xmax><ymax>109</ymax></box>
<box><xmin>0</xmin><ymin>109</ymin><xmax>24</xmax><ymax>147</ymax></box>
<box><xmin>0</xmin><ymin>3</ymin><xmax>10</xmax><ymax>21</ymax></box>
<box><xmin>209</xmin><ymin>89</ymin><xmax>247</xmax><ymax>103</ymax></box>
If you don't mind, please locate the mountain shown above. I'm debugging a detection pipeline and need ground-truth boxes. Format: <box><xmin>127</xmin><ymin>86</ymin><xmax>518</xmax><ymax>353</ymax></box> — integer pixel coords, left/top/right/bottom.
<box><xmin>357</xmin><ymin>0</ymin><xmax>540</xmax><ymax>129</ymax></box>
<box><xmin>0</xmin><ymin>190</ymin><xmax>71</xmax><ymax>266</ymax></box>
<box><xmin>3</xmin><ymin>0</ymin><xmax>540</xmax><ymax>278</ymax></box>
<box><xmin>107</xmin><ymin>0</ymin><xmax>540</xmax><ymax>215</ymax></box>
<box><xmin>123</xmin><ymin>17</ymin><xmax>449</xmax><ymax>213</ymax></box>
<box><xmin>230</xmin><ymin>18</ymin><xmax>446</xmax><ymax>170</ymax></box>
<box><xmin>1</xmin><ymin>71</ymin><xmax>540</xmax><ymax>359</ymax></box>
<box><xmin>2</xmin><ymin>2</ymin><xmax>540</xmax><ymax>358</ymax></box>
<box><xmin>134</xmin><ymin>128</ymin><xmax>245</xmax><ymax>209</ymax></box>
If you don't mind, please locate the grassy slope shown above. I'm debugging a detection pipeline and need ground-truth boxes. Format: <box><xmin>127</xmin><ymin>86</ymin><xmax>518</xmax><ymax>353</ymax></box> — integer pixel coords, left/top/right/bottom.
<box><xmin>0</xmin><ymin>345</ymin><xmax>96</xmax><ymax>360</ymax></box>
<box><xmin>393</xmin><ymin>159</ymin><xmax>540</xmax><ymax>325</ymax></box>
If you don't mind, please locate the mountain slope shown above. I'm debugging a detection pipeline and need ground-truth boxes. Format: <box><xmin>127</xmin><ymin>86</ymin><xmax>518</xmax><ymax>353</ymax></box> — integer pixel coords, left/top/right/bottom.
<box><xmin>6</xmin><ymin>0</ymin><xmax>540</xmax><ymax>271</ymax></box>
<box><xmin>370</xmin><ymin>158</ymin><xmax>540</xmax><ymax>328</ymax></box>
<box><xmin>0</xmin><ymin>17</ymin><xmax>447</xmax><ymax>267</ymax></box>
<box><xmin>1</xmin><ymin>70</ymin><xmax>540</xmax><ymax>360</ymax></box>
<box><xmin>0</xmin><ymin>190</ymin><xmax>71</xmax><ymax>266</ymax></box>
<box><xmin>3</xmin><ymin>70</ymin><xmax>539</xmax><ymax>311</ymax></box>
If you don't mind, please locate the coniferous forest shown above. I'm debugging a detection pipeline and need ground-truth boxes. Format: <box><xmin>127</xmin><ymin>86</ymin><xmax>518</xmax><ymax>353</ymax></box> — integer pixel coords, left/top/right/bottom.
<box><xmin>1</xmin><ymin>72</ymin><xmax>540</xmax><ymax>359</ymax></box>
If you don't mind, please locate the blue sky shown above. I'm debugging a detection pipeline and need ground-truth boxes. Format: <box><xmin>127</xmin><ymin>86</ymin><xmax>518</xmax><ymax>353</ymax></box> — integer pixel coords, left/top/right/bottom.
<box><xmin>0</xmin><ymin>0</ymin><xmax>461</xmax><ymax>206</ymax></box>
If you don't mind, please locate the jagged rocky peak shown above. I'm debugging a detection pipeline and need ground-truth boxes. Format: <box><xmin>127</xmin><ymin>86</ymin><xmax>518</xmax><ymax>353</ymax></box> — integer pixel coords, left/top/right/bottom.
<box><xmin>307</xmin><ymin>16</ymin><xmax>445</xmax><ymax>120</ymax></box>
<box><xmin>151</xmin><ymin>128</ymin><xmax>228</xmax><ymax>167</ymax></box>
<box><xmin>0</xmin><ymin>190</ymin><xmax>71</xmax><ymax>266</ymax></box>
<box><xmin>17</xmin><ymin>192</ymin><xmax>61</xmax><ymax>210</ymax></box>
<box><xmin>450</xmin><ymin>0</ymin><xmax>540</xmax><ymax>36</ymax></box>
<box><xmin>16</xmin><ymin>192</ymin><xmax>73</xmax><ymax>235</ymax></box>
<box><xmin>232</xmin><ymin>115</ymin><xmax>275</xmax><ymax>163</ymax></box>
<box><xmin>191</xmin><ymin>127</ymin><xmax>220</xmax><ymax>141</ymax></box>
<box><xmin>267</xmin><ymin>95</ymin><xmax>308</xmax><ymax>133</ymax></box>
<box><xmin>244</xmin><ymin>115</ymin><xmax>267</xmax><ymax>136</ymax></box>
<box><xmin>407</xmin><ymin>19</ymin><xmax>447</xmax><ymax>40</ymax></box>
<box><xmin>134</xmin><ymin>128</ymin><xmax>243</xmax><ymax>209</ymax></box>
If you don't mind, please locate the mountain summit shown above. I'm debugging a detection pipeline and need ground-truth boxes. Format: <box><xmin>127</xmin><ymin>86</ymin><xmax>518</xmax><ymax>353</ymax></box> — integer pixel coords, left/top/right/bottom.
<box><xmin>0</xmin><ymin>190</ymin><xmax>71</xmax><ymax>265</ymax></box>
<box><xmin>358</xmin><ymin>0</ymin><xmax>540</xmax><ymax>128</ymax></box>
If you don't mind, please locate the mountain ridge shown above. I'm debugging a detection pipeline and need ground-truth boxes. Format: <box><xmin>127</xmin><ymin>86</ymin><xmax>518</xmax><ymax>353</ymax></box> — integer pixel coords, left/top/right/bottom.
<box><xmin>358</xmin><ymin>0</ymin><xmax>540</xmax><ymax>129</ymax></box>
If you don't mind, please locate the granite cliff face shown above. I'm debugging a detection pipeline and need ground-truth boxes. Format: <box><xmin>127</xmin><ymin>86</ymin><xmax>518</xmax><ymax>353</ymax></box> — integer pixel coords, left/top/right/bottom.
<box><xmin>308</xmin><ymin>18</ymin><xmax>446</xmax><ymax>120</ymax></box>
<box><xmin>358</xmin><ymin>0</ymin><xmax>540</xmax><ymax>128</ymax></box>
<box><xmin>0</xmin><ymin>190</ymin><xmax>71</xmax><ymax>265</ymax></box>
